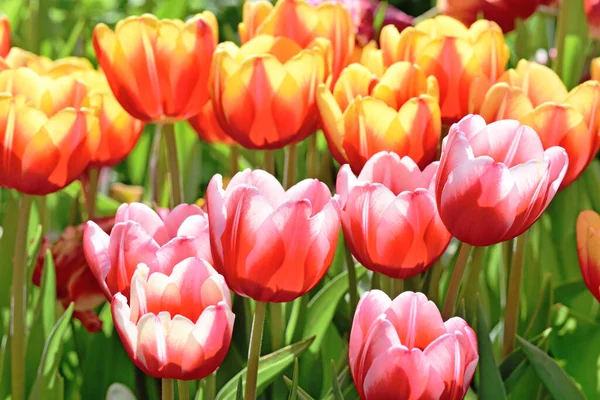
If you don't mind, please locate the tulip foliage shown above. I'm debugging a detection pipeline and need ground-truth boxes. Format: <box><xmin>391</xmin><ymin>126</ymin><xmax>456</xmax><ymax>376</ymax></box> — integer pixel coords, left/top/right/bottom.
<box><xmin>1</xmin><ymin>1</ymin><xmax>600</xmax><ymax>400</ymax></box>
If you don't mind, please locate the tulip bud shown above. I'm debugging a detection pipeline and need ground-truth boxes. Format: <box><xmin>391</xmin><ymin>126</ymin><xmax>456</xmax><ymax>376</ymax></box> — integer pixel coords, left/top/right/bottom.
<box><xmin>577</xmin><ymin>210</ymin><xmax>600</xmax><ymax>303</ymax></box>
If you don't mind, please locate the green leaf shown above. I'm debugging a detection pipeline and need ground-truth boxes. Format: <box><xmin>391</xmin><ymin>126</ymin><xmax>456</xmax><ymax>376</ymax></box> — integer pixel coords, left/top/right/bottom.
<box><xmin>26</xmin><ymin>249</ymin><xmax>58</xmax><ymax>395</ymax></box>
<box><xmin>235</xmin><ymin>376</ymin><xmax>243</xmax><ymax>400</ymax></box>
<box><xmin>523</xmin><ymin>274</ymin><xmax>553</xmax><ymax>339</ymax></box>
<box><xmin>287</xmin><ymin>358</ymin><xmax>299</xmax><ymax>400</ymax></box>
<box><xmin>283</xmin><ymin>376</ymin><xmax>315</xmax><ymax>400</ymax></box>
<box><xmin>330</xmin><ymin>361</ymin><xmax>344</xmax><ymax>400</ymax></box>
<box><xmin>476</xmin><ymin>301</ymin><xmax>507</xmax><ymax>400</ymax></box>
<box><xmin>516</xmin><ymin>336</ymin><xmax>585</xmax><ymax>400</ymax></box>
<box><xmin>553</xmin><ymin>0</ymin><xmax>589</xmax><ymax>89</ymax></box>
<box><xmin>216</xmin><ymin>337</ymin><xmax>315</xmax><ymax>400</ymax></box>
<box><xmin>29</xmin><ymin>303</ymin><xmax>75</xmax><ymax>399</ymax></box>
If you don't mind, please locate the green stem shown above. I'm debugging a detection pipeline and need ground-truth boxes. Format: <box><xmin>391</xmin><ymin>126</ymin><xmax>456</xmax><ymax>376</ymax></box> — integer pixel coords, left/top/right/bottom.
<box><xmin>442</xmin><ymin>243</ymin><xmax>473</xmax><ymax>320</ymax></box>
<box><xmin>283</xmin><ymin>144</ymin><xmax>298</xmax><ymax>189</ymax></box>
<box><xmin>285</xmin><ymin>296</ymin><xmax>306</xmax><ymax>345</ymax></box>
<box><xmin>428</xmin><ymin>261</ymin><xmax>444</xmax><ymax>306</ymax></box>
<box><xmin>269</xmin><ymin>303</ymin><xmax>284</xmax><ymax>350</ymax></box>
<box><xmin>462</xmin><ymin>246</ymin><xmax>486</xmax><ymax>321</ymax></box>
<box><xmin>162</xmin><ymin>378</ymin><xmax>174</xmax><ymax>400</ymax></box>
<box><xmin>345</xmin><ymin>245</ymin><xmax>358</xmax><ymax>311</ymax></box>
<box><xmin>150</xmin><ymin>124</ymin><xmax>162</xmax><ymax>205</ymax></box>
<box><xmin>390</xmin><ymin>278</ymin><xmax>404</xmax><ymax>298</ymax></box>
<box><xmin>35</xmin><ymin>195</ymin><xmax>49</xmax><ymax>235</ymax></box>
<box><xmin>263</xmin><ymin>150</ymin><xmax>275</xmax><ymax>175</ymax></box>
<box><xmin>11</xmin><ymin>194</ymin><xmax>33</xmax><ymax>400</ymax></box>
<box><xmin>163</xmin><ymin>123</ymin><xmax>183</xmax><ymax>206</ymax></box>
<box><xmin>205</xmin><ymin>372</ymin><xmax>216</xmax><ymax>400</ymax></box>
<box><xmin>245</xmin><ymin>301</ymin><xmax>267</xmax><ymax>400</ymax></box>
<box><xmin>306</xmin><ymin>133</ymin><xmax>318</xmax><ymax>178</ymax></box>
<box><xmin>85</xmin><ymin>167</ymin><xmax>99</xmax><ymax>219</ymax></box>
<box><xmin>230</xmin><ymin>145</ymin><xmax>239</xmax><ymax>175</ymax></box>
<box><xmin>503</xmin><ymin>232</ymin><xmax>529</xmax><ymax>357</ymax></box>
<box><xmin>177</xmin><ymin>380</ymin><xmax>189</xmax><ymax>400</ymax></box>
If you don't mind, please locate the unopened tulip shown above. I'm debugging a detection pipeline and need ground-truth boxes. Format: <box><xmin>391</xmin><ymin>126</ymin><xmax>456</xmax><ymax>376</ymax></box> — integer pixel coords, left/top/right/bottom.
<box><xmin>337</xmin><ymin>152</ymin><xmax>451</xmax><ymax>279</ymax></box>
<box><xmin>0</xmin><ymin>17</ymin><xmax>10</xmax><ymax>57</ymax></box>
<box><xmin>239</xmin><ymin>0</ymin><xmax>354</xmax><ymax>81</ymax></box>
<box><xmin>33</xmin><ymin>218</ymin><xmax>115</xmax><ymax>332</ymax></box>
<box><xmin>438</xmin><ymin>0</ymin><xmax>552</xmax><ymax>33</ymax></box>
<box><xmin>317</xmin><ymin>61</ymin><xmax>440</xmax><ymax>172</ymax></box>
<box><xmin>576</xmin><ymin>210</ymin><xmax>600</xmax><ymax>303</ymax></box>
<box><xmin>0</xmin><ymin>94</ymin><xmax>100</xmax><ymax>195</ymax></box>
<box><xmin>210</xmin><ymin>35</ymin><xmax>327</xmax><ymax>149</ymax></box>
<box><xmin>93</xmin><ymin>12</ymin><xmax>218</xmax><ymax>123</ymax></box>
<box><xmin>381</xmin><ymin>16</ymin><xmax>509</xmax><ymax>123</ymax></box>
<box><xmin>436</xmin><ymin>115</ymin><xmax>568</xmax><ymax>246</ymax></box>
<box><xmin>350</xmin><ymin>290</ymin><xmax>478</xmax><ymax>400</ymax></box>
<box><xmin>188</xmin><ymin>102</ymin><xmax>234</xmax><ymax>144</ymax></box>
<box><xmin>206</xmin><ymin>169</ymin><xmax>340</xmax><ymax>303</ymax></box>
<box><xmin>83</xmin><ymin>202</ymin><xmax>211</xmax><ymax>299</ymax></box>
<box><xmin>112</xmin><ymin>260</ymin><xmax>234</xmax><ymax>380</ymax></box>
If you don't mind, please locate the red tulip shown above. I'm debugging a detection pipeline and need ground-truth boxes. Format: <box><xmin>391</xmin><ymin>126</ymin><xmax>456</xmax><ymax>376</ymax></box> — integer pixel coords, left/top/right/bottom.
<box><xmin>336</xmin><ymin>152</ymin><xmax>451</xmax><ymax>279</ymax></box>
<box><xmin>112</xmin><ymin>259</ymin><xmax>234</xmax><ymax>380</ymax></box>
<box><xmin>577</xmin><ymin>210</ymin><xmax>600</xmax><ymax>303</ymax></box>
<box><xmin>206</xmin><ymin>169</ymin><xmax>341</xmax><ymax>303</ymax></box>
<box><xmin>586</xmin><ymin>0</ymin><xmax>600</xmax><ymax>38</ymax></box>
<box><xmin>436</xmin><ymin>115</ymin><xmax>568</xmax><ymax>246</ymax></box>
<box><xmin>33</xmin><ymin>218</ymin><xmax>114</xmax><ymax>332</ymax></box>
<box><xmin>350</xmin><ymin>290</ymin><xmax>478</xmax><ymax>400</ymax></box>
<box><xmin>83</xmin><ymin>202</ymin><xmax>211</xmax><ymax>299</ymax></box>
<box><xmin>188</xmin><ymin>101</ymin><xmax>234</xmax><ymax>145</ymax></box>
<box><xmin>0</xmin><ymin>17</ymin><xmax>10</xmax><ymax>58</ymax></box>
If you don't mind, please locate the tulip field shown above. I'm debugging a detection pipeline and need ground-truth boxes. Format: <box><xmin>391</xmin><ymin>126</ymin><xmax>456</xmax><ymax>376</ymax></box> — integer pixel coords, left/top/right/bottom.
<box><xmin>2</xmin><ymin>0</ymin><xmax>600</xmax><ymax>399</ymax></box>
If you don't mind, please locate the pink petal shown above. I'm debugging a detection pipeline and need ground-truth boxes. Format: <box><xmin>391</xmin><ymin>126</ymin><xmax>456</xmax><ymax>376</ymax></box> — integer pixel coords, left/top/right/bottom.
<box><xmin>422</xmin><ymin>161</ymin><xmax>439</xmax><ymax>192</ymax></box>
<box><xmin>335</xmin><ymin>164</ymin><xmax>359</xmax><ymax>206</ymax></box>
<box><xmin>135</xmin><ymin>312</ymin><xmax>170</xmax><ymax>378</ymax></box>
<box><xmin>206</xmin><ymin>174</ymin><xmax>227</xmax><ymax>267</ymax></box>
<box><xmin>385</xmin><ymin>291</ymin><xmax>447</xmax><ymax>351</ymax></box>
<box><xmin>154</xmin><ymin>237</ymin><xmax>205</xmax><ymax>276</ymax></box>
<box><xmin>286</xmin><ymin>179</ymin><xmax>333</xmax><ymax>215</ymax></box>
<box><xmin>362</xmin><ymin>347</ymin><xmax>445</xmax><ymax>400</ymax></box>
<box><xmin>436</xmin><ymin>130</ymin><xmax>474</xmax><ymax>204</ymax></box>
<box><xmin>163</xmin><ymin>204</ymin><xmax>205</xmax><ymax>239</ymax></box>
<box><xmin>358</xmin><ymin>152</ymin><xmax>427</xmax><ymax>195</ymax></box>
<box><xmin>115</xmin><ymin>203</ymin><xmax>169</xmax><ymax>246</ymax></box>
<box><xmin>111</xmin><ymin>293</ymin><xmax>139</xmax><ymax>370</ymax></box>
<box><xmin>177</xmin><ymin>214</ymin><xmax>212</xmax><ymax>263</ymax></box>
<box><xmin>169</xmin><ymin>257</ymin><xmax>217</xmax><ymax>321</ymax></box>
<box><xmin>226</xmin><ymin>169</ymin><xmax>286</xmax><ymax>208</ymax></box>
<box><xmin>162</xmin><ymin>315</ymin><xmax>195</xmax><ymax>377</ymax></box>
<box><xmin>451</xmin><ymin>114</ymin><xmax>487</xmax><ymax>141</ymax></box>
<box><xmin>541</xmin><ymin>146</ymin><xmax>569</xmax><ymax>208</ymax></box>
<box><xmin>83</xmin><ymin>220</ymin><xmax>112</xmax><ymax>300</ymax></box>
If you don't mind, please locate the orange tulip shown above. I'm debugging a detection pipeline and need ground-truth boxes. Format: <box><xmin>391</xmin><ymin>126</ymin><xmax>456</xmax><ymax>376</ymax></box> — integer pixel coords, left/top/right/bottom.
<box><xmin>472</xmin><ymin>60</ymin><xmax>600</xmax><ymax>189</ymax></box>
<box><xmin>0</xmin><ymin>17</ymin><xmax>10</xmax><ymax>58</ymax></box>
<box><xmin>93</xmin><ymin>12</ymin><xmax>218</xmax><ymax>123</ymax></box>
<box><xmin>593</xmin><ymin>57</ymin><xmax>600</xmax><ymax>81</ymax></box>
<box><xmin>0</xmin><ymin>94</ymin><xmax>100</xmax><ymax>195</ymax></box>
<box><xmin>316</xmin><ymin>61</ymin><xmax>440</xmax><ymax>173</ymax></box>
<box><xmin>210</xmin><ymin>35</ymin><xmax>327</xmax><ymax>149</ymax></box>
<box><xmin>0</xmin><ymin>47</ymin><xmax>53</xmax><ymax>73</ymax></box>
<box><xmin>380</xmin><ymin>16</ymin><xmax>509</xmax><ymax>123</ymax></box>
<box><xmin>188</xmin><ymin>102</ymin><xmax>234</xmax><ymax>145</ymax></box>
<box><xmin>577</xmin><ymin>210</ymin><xmax>600</xmax><ymax>303</ymax></box>
<box><xmin>239</xmin><ymin>0</ymin><xmax>355</xmax><ymax>82</ymax></box>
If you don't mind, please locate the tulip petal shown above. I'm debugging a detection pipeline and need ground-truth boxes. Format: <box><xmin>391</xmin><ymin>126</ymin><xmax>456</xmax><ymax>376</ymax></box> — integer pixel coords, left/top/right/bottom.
<box><xmin>478</xmin><ymin>83</ymin><xmax>534</xmax><ymax>122</ymax></box>
<box><xmin>162</xmin><ymin>204</ymin><xmax>204</xmax><ymax>238</ymax></box>
<box><xmin>577</xmin><ymin>210</ymin><xmax>600</xmax><ymax>302</ymax></box>
<box><xmin>227</xmin><ymin>169</ymin><xmax>286</xmax><ymax>208</ymax></box>
<box><xmin>83</xmin><ymin>221</ymin><xmax>113</xmax><ymax>299</ymax></box>
<box><xmin>116</xmin><ymin>202</ymin><xmax>170</xmax><ymax>245</ymax></box>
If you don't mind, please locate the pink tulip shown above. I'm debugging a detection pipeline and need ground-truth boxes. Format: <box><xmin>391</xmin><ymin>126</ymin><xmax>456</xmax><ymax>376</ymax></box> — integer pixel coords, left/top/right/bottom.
<box><xmin>112</xmin><ymin>258</ymin><xmax>234</xmax><ymax>380</ymax></box>
<box><xmin>336</xmin><ymin>152</ymin><xmax>451</xmax><ymax>279</ymax></box>
<box><xmin>206</xmin><ymin>169</ymin><xmax>341</xmax><ymax>303</ymax></box>
<box><xmin>350</xmin><ymin>290</ymin><xmax>478</xmax><ymax>400</ymax></box>
<box><xmin>436</xmin><ymin>115</ymin><xmax>568</xmax><ymax>246</ymax></box>
<box><xmin>83</xmin><ymin>202</ymin><xmax>211</xmax><ymax>299</ymax></box>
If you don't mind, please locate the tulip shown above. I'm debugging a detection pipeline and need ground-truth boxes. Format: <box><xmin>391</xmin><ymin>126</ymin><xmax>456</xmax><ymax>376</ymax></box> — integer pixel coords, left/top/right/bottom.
<box><xmin>210</xmin><ymin>35</ymin><xmax>327</xmax><ymax>149</ymax></box>
<box><xmin>188</xmin><ymin>101</ymin><xmax>234</xmax><ymax>145</ymax></box>
<box><xmin>93</xmin><ymin>12</ymin><xmax>218</xmax><ymax>123</ymax></box>
<box><xmin>337</xmin><ymin>152</ymin><xmax>451</xmax><ymax>279</ymax></box>
<box><xmin>317</xmin><ymin>61</ymin><xmax>441</xmax><ymax>173</ymax></box>
<box><xmin>438</xmin><ymin>0</ymin><xmax>552</xmax><ymax>33</ymax></box>
<box><xmin>380</xmin><ymin>16</ymin><xmax>509</xmax><ymax>123</ymax></box>
<box><xmin>593</xmin><ymin>57</ymin><xmax>600</xmax><ymax>81</ymax></box>
<box><xmin>0</xmin><ymin>47</ymin><xmax>53</xmax><ymax>72</ymax></box>
<box><xmin>206</xmin><ymin>169</ymin><xmax>340</xmax><ymax>302</ymax></box>
<box><xmin>435</xmin><ymin>115</ymin><xmax>568</xmax><ymax>246</ymax></box>
<box><xmin>0</xmin><ymin>94</ymin><xmax>100</xmax><ymax>196</ymax></box>
<box><xmin>112</xmin><ymin>259</ymin><xmax>234</xmax><ymax>380</ymax></box>
<box><xmin>0</xmin><ymin>17</ymin><xmax>10</xmax><ymax>58</ymax></box>
<box><xmin>33</xmin><ymin>218</ymin><xmax>115</xmax><ymax>332</ymax></box>
<box><xmin>350</xmin><ymin>290</ymin><xmax>478</xmax><ymax>400</ymax></box>
<box><xmin>83</xmin><ymin>202</ymin><xmax>211</xmax><ymax>299</ymax></box>
<box><xmin>586</xmin><ymin>0</ymin><xmax>600</xmax><ymax>38</ymax></box>
<box><xmin>576</xmin><ymin>210</ymin><xmax>600</xmax><ymax>303</ymax></box>
<box><xmin>238</xmin><ymin>0</ymin><xmax>355</xmax><ymax>81</ymax></box>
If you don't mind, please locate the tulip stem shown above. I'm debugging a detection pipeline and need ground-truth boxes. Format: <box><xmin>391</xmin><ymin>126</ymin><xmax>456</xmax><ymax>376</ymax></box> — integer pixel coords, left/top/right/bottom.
<box><xmin>283</xmin><ymin>144</ymin><xmax>297</xmax><ymax>189</ymax></box>
<box><xmin>428</xmin><ymin>261</ymin><xmax>444</xmax><ymax>306</ymax></box>
<box><xmin>442</xmin><ymin>242</ymin><xmax>473</xmax><ymax>320</ymax></box>
<box><xmin>345</xmin><ymin>244</ymin><xmax>358</xmax><ymax>311</ymax></box>
<box><xmin>307</xmin><ymin>133</ymin><xmax>318</xmax><ymax>178</ymax></box>
<box><xmin>462</xmin><ymin>246</ymin><xmax>486</xmax><ymax>321</ymax></box>
<box><xmin>264</xmin><ymin>151</ymin><xmax>275</xmax><ymax>175</ymax></box>
<box><xmin>230</xmin><ymin>145</ymin><xmax>239</xmax><ymax>175</ymax></box>
<box><xmin>270</xmin><ymin>303</ymin><xmax>284</xmax><ymax>350</ymax></box>
<box><xmin>503</xmin><ymin>232</ymin><xmax>529</xmax><ymax>357</ymax></box>
<box><xmin>162</xmin><ymin>378</ymin><xmax>174</xmax><ymax>400</ymax></box>
<box><xmin>84</xmin><ymin>167</ymin><xmax>99</xmax><ymax>219</ymax></box>
<box><xmin>390</xmin><ymin>278</ymin><xmax>404</xmax><ymax>298</ymax></box>
<box><xmin>245</xmin><ymin>301</ymin><xmax>267</xmax><ymax>400</ymax></box>
<box><xmin>205</xmin><ymin>372</ymin><xmax>216</xmax><ymax>400</ymax></box>
<box><xmin>177</xmin><ymin>380</ymin><xmax>189</xmax><ymax>400</ymax></box>
<box><xmin>163</xmin><ymin>123</ymin><xmax>184</xmax><ymax>206</ymax></box>
<box><xmin>11</xmin><ymin>194</ymin><xmax>33</xmax><ymax>400</ymax></box>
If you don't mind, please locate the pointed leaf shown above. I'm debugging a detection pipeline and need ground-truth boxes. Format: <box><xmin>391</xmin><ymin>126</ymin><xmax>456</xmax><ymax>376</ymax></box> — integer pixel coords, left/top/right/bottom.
<box><xmin>287</xmin><ymin>358</ymin><xmax>299</xmax><ymax>400</ymax></box>
<box><xmin>330</xmin><ymin>361</ymin><xmax>344</xmax><ymax>400</ymax></box>
<box><xmin>283</xmin><ymin>376</ymin><xmax>316</xmax><ymax>400</ymax></box>
<box><xmin>476</xmin><ymin>300</ymin><xmax>507</xmax><ymax>399</ymax></box>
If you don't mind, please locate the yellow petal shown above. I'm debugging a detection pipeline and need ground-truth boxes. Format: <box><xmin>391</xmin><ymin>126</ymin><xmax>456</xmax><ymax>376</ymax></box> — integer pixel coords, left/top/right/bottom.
<box><xmin>415</xmin><ymin>15</ymin><xmax>468</xmax><ymax>38</ymax></box>
<box><xmin>316</xmin><ymin>83</ymin><xmax>346</xmax><ymax>162</ymax></box>
<box><xmin>500</xmin><ymin>59</ymin><xmax>568</xmax><ymax>106</ymax></box>
<box><xmin>478</xmin><ymin>82</ymin><xmax>534</xmax><ymax>122</ymax></box>
<box><xmin>333</xmin><ymin>64</ymin><xmax>377</xmax><ymax>112</ymax></box>
<box><xmin>397</xmin><ymin>94</ymin><xmax>441</xmax><ymax>167</ymax></box>
<box><xmin>467</xmin><ymin>20</ymin><xmax>509</xmax><ymax>83</ymax></box>
<box><xmin>371</xmin><ymin>62</ymin><xmax>429</xmax><ymax>110</ymax></box>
